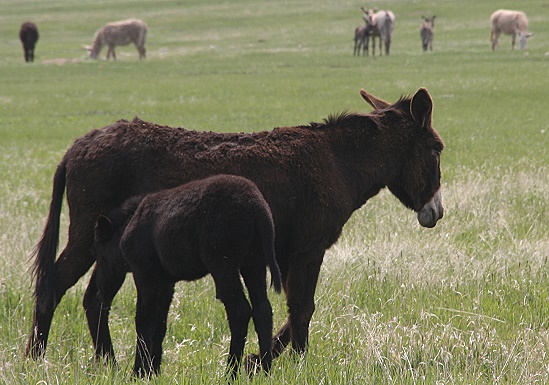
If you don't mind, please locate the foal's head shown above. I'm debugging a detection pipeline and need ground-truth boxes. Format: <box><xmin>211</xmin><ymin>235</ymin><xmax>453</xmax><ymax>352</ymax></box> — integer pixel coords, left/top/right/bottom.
<box><xmin>94</xmin><ymin>195</ymin><xmax>143</xmax><ymax>259</ymax></box>
<box><xmin>362</xmin><ymin>88</ymin><xmax>445</xmax><ymax>228</ymax></box>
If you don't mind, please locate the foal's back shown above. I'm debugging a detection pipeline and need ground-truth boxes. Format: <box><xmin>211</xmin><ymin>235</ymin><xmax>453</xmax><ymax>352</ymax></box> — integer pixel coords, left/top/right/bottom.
<box><xmin>120</xmin><ymin>174</ymin><xmax>277</xmax><ymax>281</ymax></box>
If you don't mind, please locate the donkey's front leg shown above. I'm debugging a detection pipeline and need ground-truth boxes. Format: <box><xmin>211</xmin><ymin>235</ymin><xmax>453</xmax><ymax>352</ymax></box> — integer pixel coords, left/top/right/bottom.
<box><xmin>286</xmin><ymin>251</ymin><xmax>324</xmax><ymax>354</ymax></box>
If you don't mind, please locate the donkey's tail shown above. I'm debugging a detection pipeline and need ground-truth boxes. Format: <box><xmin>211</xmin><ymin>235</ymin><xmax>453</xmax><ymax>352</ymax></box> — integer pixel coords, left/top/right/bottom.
<box><xmin>31</xmin><ymin>159</ymin><xmax>67</xmax><ymax>312</ymax></box>
<box><xmin>256</xmin><ymin>203</ymin><xmax>282</xmax><ymax>294</ymax></box>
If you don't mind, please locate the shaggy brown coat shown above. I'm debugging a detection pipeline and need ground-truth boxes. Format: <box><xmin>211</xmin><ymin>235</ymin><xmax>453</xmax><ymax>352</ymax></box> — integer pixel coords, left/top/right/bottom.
<box><xmin>26</xmin><ymin>88</ymin><xmax>444</xmax><ymax>370</ymax></box>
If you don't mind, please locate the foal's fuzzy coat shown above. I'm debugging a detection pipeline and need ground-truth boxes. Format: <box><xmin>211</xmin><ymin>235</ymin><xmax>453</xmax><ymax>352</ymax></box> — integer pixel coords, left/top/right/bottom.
<box><xmin>94</xmin><ymin>175</ymin><xmax>281</xmax><ymax>377</ymax></box>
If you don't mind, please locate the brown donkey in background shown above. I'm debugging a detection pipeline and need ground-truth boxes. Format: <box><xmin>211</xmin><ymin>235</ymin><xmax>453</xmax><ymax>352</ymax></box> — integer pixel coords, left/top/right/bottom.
<box><xmin>19</xmin><ymin>22</ymin><xmax>39</xmax><ymax>62</ymax></box>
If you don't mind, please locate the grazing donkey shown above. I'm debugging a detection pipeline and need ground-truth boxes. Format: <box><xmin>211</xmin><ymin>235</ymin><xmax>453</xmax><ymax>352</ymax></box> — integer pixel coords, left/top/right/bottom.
<box><xmin>490</xmin><ymin>9</ymin><xmax>532</xmax><ymax>50</ymax></box>
<box><xmin>26</xmin><ymin>88</ymin><xmax>444</xmax><ymax>373</ymax></box>
<box><xmin>19</xmin><ymin>22</ymin><xmax>39</xmax><ymax>62</ymax></box>
<box><xmin>93</xmin><ymin>175</ymin><xmax>281</xmax><ymax>377</ymax></box>
<box><xmin>362</xmin><ymin>7</ymin><xmax>395</xmax><ymax>56</ymax></box>
<box><xmin>86</xmin><ymin>18</ymin><xmax>147</xmax><ymax>60</ymax></box>
<box><xmin>420</xmin><ymin>16</ymin><xmax>436</xmax><ymax>52</ymax></box>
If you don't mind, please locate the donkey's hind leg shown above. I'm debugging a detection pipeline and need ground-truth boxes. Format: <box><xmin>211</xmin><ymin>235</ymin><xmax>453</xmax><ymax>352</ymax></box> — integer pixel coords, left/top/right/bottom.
<box><xmin>135</xmin><ymin>43</ymin><xmax>146</xmax><ymax>59</ymax></box>
<box><xmin>26</xmin><ymin>240</ymin><xmax>95</xmax><ymax>359</ymax></box>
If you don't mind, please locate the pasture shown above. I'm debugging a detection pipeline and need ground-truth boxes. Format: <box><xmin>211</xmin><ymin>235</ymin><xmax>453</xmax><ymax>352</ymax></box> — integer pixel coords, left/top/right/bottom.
<box><xmin>0</xmin><ymin>0</ymin><xmax>548</xmax><ymax>383</ymax></box>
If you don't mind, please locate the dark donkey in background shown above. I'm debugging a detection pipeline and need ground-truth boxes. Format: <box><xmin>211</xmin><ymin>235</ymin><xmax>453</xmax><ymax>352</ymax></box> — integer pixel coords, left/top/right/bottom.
<box><xmin>19</xmin><ymin>22</ymin><xmax>39</xmax><ymax>62</ymax></box>
<box><xmin>26</xmin><ymin>88</ymin><xmax>445</xmax><ymax>371</ymax></box>
<box><xmin>94</xmin><ymin>174</ymin><xmax>281</xmax><ymax>377</ymax></box>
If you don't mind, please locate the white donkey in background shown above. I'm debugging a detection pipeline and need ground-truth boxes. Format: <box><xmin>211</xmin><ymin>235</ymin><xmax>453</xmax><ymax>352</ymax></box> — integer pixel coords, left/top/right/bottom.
<box><xmin>361</xmin><ymin>7</ymin><xmax>395</xmax><ymax>56</ymax></box>
<box><xmin>490</xmin><ymin>9</ymin><xmax>532</xmax><ymax>50</ymax></box>
<box><xmin>86</xmin><ymin>18</ymin><xmax>148</xmax><ymax>60</ymax></box>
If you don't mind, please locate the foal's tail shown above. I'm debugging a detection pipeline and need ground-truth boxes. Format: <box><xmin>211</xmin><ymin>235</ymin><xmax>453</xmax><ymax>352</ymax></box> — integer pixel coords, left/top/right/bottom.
<box><xmin>31</xmin><ymin>159</ymin><xmax>67</xmax><ymax>313</ymax></box>
<box><xmin>256</xmin><ymin>203</ymin><xmax>282</xmax><ymax>294</ymax></box>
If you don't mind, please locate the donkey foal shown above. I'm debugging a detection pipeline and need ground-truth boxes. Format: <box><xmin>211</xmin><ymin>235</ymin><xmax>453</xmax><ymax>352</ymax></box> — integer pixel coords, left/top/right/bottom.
<box><xmin>93</xmin><ymin>174</ymin><xmax>281</xmax><ymax>378</ymax></box>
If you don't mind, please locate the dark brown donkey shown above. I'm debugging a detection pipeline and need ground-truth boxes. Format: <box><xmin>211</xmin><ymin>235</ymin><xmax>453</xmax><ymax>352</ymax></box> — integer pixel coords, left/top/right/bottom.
<box><xmin>19</xmin><ymin>22</ymin><xmax>39</xmax><ymax>62</ymax></box>
<box><xmin>26</xmin><ymin>88</ymin><xmax>444</xmax><ymax>371</ymax></box>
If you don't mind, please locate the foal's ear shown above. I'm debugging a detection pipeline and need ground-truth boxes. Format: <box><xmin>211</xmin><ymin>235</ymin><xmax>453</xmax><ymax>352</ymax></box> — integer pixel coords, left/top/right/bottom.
<box><xmin>94</xmin><ymin>215</ymin><xmax>114</xmax><ymax>243</ymax></box>
<box><xmin>360</xmin><ymin>89</ymin><xmax>391</xmax><ymax>110</ymax></box>
<box><xmin>410</xmin><ymin>88</ymin><xmax>433</xmax><ymax>129</ymax></box>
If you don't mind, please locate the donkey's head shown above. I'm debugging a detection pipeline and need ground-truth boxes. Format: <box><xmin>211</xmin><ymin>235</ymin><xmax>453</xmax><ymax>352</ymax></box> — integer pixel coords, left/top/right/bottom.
<box><xmin>518</xmin><ymin>32</ymin><xmax>533</xmax><ymax>50</ymax></box>
<box><xmin>361</xmin><ymin>88</ymin><xmax>445</xmax><ymax>228</ymax></box>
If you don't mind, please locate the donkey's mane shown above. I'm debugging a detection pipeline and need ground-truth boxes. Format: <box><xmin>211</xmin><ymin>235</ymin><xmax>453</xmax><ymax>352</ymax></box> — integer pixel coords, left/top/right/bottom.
<box><xmin>305</xmin><ymin>95</ymin><xmax>413</xmax><ymax>131</ymax></box>
<box><xmin>305</xmin><ymin>110</ymin><xmax>379</xmax><ymax>130</ymax></box>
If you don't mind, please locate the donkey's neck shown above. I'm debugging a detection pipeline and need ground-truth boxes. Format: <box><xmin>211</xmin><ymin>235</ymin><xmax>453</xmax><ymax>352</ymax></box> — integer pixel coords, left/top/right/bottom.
<box><xmin>90</xmin><ymin>33</ymin><xmax>104</xmax><ymax>57</ymax></box>
<box><xmin>321</xmin><ymin>115</ymin><xmax>401</xmax><ymax>211</ymax></box>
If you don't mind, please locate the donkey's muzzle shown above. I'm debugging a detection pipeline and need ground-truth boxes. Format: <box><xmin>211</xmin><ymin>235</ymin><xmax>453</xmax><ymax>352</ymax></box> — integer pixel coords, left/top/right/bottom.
<box><xmin>417</xmin><ymin>190</ymin><xmax>444</xmax><ymax>228</ymax></box>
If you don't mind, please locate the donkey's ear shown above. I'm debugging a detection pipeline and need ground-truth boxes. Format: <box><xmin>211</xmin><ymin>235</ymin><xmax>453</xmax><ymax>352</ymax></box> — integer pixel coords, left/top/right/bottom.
<box><xmin>410</xmin><ymin>88</ymin><xmax>433</xmax><ymax>129</ymax></box>
<box><xmin>94</xmin><ymin>215</ymin><xmax>114</xmax><ymax>243</ymax></box>
<box><xmin>360</xmin><ymin>89</ymin><xmax>391</xmax><ymax>110</ymax></box>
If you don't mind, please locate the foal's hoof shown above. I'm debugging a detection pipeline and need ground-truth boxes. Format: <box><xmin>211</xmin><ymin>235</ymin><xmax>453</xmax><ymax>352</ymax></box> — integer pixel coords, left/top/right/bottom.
<box><xmin>244</xmin><ymin>354</ymin><xmax>261</xmax><ymax>377</ymax></box>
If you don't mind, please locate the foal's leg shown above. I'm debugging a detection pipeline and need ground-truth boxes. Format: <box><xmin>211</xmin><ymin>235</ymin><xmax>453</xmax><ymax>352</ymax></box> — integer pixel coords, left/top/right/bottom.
<box><xmin>133</xmin><ymin>276</ymin><xmax>175</xmax><ymax>377</ymax></box>
<box><xmin>241</xmin><ymin>265</ymin><xmax>273</xmax><ymax>374</ymax></box>
<box><xmin>211</xmin><ymin>269</ymin><xmax>252</xmax><ymax>379</ymax></box>
<box><xmin>83</xmin><ymin>258</ymin><xmax>127</xmax><ymax>362</ymax></box>
<box><xmin>26</xmin><ymin>238</ymin><xmax>95</xmax><ymax>359</ymax></box>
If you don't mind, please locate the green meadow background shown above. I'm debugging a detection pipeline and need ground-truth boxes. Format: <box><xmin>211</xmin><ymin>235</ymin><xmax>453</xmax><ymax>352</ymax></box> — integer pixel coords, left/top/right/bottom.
<box><xmin>0</xmin><ymin>0</ymin><xmax>548</xmax><ymax>383</ymax></box>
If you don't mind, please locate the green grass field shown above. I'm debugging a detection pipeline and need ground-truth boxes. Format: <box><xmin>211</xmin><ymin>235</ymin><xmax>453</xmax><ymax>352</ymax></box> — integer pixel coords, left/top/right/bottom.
<box><xmin>1</xmin><ymin>0</ymin><xmax>548</xmax><ymax>383</ymax></box>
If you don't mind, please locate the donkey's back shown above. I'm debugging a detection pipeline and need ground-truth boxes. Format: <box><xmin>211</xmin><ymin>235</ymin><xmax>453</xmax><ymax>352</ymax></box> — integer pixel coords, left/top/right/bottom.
<box><xmin>102</xmin><ymin>18</ymin><xmax>147</xmax><ymax>46</ymax></box>
<box><xmin>88</xmin><ymin>18</ymin><xmax>147</xmax><ymax>60</ymax></box>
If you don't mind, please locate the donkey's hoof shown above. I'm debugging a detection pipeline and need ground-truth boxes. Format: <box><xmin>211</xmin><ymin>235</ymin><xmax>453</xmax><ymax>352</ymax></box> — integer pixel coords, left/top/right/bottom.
<box><xmin>244</xmin><ymin>354</ymin><xmax>261</xmax><ymax>377</ymax></box>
